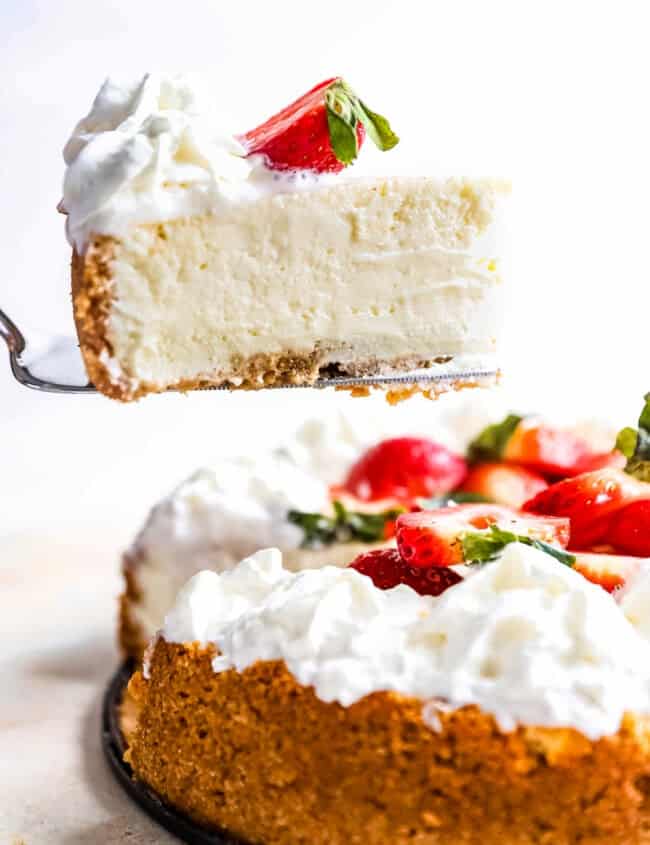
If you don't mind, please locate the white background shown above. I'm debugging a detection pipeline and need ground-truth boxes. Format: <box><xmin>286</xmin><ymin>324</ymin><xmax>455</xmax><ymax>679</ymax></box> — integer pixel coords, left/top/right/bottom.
<box><xmin>2</xmin><ymin>0</ymin><xmax>650</xmax><ymax>539</ymax></box>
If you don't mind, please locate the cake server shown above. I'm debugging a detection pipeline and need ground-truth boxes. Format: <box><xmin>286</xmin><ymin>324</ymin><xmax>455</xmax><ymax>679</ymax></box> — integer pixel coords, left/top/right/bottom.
<box><xmin>0</xmin><ymin>307</ymin><xmax>498</xmax><ymax>395</ymax></box>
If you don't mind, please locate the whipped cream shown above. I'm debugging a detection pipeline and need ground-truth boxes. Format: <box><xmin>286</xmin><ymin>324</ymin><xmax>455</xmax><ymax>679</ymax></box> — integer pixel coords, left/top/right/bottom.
<box><xmin>126</xmin><ymin>453</ymin><xmax>333</xmax><ymax>641</ymax></box>
<box><xmin>131</xmin><ymin>453</ymin><xmax>328</xmax><ymax>578</ymax></box>
<box><xmin>62</xmin><ymin>73</ymin><xmax>341</xmax><ymax>251</ymax></box>
<box><xmin>158</xmin><ymin>544</ymin><xmax>650</xmax><ymax>739</ymax></box>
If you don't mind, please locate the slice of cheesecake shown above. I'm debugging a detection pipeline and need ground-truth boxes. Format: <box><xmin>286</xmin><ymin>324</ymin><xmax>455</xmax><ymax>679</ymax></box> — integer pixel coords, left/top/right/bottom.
<box><xmin>63</xmin><ymin>74</ymin><xmax>507</xmax><ymax>401</ymax></box>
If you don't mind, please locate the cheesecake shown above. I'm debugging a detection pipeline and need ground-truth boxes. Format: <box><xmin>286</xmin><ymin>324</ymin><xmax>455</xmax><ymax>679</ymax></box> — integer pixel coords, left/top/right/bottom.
<box><xmin>62</xmin><ymin>74</ymin><xmax>507</xmax><ymax>401</ymax></box>
<box><xmin>124</xmin><ymin>544</ymin><xmax>650</xmax><ymax>844</ymax></box>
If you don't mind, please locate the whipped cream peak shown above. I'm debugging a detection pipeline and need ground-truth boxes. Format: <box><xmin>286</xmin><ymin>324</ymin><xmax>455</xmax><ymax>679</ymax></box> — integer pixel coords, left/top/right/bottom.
<box><xmin>158</xmin><ymin>543</ymin><xmax>650</xmax><ymax>739</ymax></box>
<box><xmin>62</xmin><ymin>73</ymin><xmax>345</xmax><ymax>250</ymax></box>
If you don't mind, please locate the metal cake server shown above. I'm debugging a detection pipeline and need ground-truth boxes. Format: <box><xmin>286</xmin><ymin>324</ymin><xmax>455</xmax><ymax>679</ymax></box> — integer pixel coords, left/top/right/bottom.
<box><xmin>1</xmin><ymin>307</ymin><xmax>497</xmax><ymax>395</ymax></box>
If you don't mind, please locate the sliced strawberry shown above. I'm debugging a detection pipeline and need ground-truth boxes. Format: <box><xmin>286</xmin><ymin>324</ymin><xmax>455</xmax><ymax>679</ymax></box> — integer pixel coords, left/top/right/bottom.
<box><xmin>468</xmin><ymin>414</ymin><xmax>610</xmax><ymax>479</ymax></box>
<box><xmin>342</xmin><ymin>437</ymin><xmax>468</xmax><ymax>505</ymax></box>
<box><xmin>608</xmin><ymin>500</ymin><xmax>650</xmax><ymax>557</ymax></box>
<box><xmin>240</xmin><ymin>77</ymin><xmax>398</xmax><ymax>173</ymax></box>
<box><xmin>523</xmin><ymin>468</ymin><xmax>650</xmax><ymax>549</ymax></box>
<box><xmin>396</xmin><ymin>504</ymin><xmax>570</xmax><ymax>568</ymax></box>
<box><xmin>573</xmin><ymin>552</ymin><xmax>645</xmax><ymax>593</ymax></box>
<box><xmin>502</xmin><ymin>421</ymin><xmax>593</xmax><ymax>478</ymax></box>
<box><xmin>573</xmin><ymin>450</ymin><xmax>626</xmax><ymax>474</ymax></box>
<box><xmin>460</xmin><ymin>462</ymin><xmax>548</xmax><ymax>510</ymax></box>
<box><xmin>349</xmin><ymin>548</ymin><xmax>462</xmax><ymax>596</ymax></box>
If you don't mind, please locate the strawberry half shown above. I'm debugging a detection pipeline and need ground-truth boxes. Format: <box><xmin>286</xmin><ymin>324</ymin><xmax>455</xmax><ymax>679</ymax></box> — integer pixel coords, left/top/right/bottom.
<box><xmin>240</xmin><ymin>77</ymin><xmax>399</xmax><ymax>173</ymax></box>
<box><xmin>468</xmin><ymin>414</ymin><xmax>617</xmax><ymax>479</ymax></box>
<box><xmin>573</xmin><ymin>552</ymin><xmax>645</xmax><ymax>593</ymax></box>
<box><xmin>608</xmin><ymin>500</ymin><xmax>650</xmax><ymax>557</ymax></box>
<box><xmin>523</xmin><ymin>468</ymin><xmax>650</xmax><ymax>549</ymax></box>
<box><xmin>459</xmin><ymin>462</ymin><xmax>548</xmax><ymax>510</ymax></box>
<box><xmin>342</xmin><ymin>437</ymin><xmax>468</xmax><ymax>505</ymax></box>
<box><xmin>349</xmin><ymin>548</ymin><xmax>462</xmax><ymax>596</ymax></box>
<box><xmin>396</xmin><ymin>504</ymin><xmax>570</xmax><ymax>568</ymax></box>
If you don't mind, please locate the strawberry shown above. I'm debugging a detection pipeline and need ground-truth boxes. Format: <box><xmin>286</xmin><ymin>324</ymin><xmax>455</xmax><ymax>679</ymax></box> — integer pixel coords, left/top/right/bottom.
<box><xmin>240</xmin><ymin>77</ymin><xmax>398</xmax><ymax>173</ymax></box>
<box><xmin>523</xmin><ymin>468</ymin><xmax>650</xmax><ymax>549</ymax></box>
<box><xmin>468</xmin><ymin>414</ymin><xmax>609</xmax><ymax>478</ymax></box>
<box><xmin>349</xmin><ymin>548</ymin><xmax>462</xmax><ymax>596</ymax></box>
<box><xmin>608</xmin><ymin>500</ymin><xmax>650</xmax><ymax>557</ymax></box>
<box><xmin>573</xmin><ymin>450</ymin><xmax>626</xmax><ymax>474</ymax></box>
<box><xmin>460</xmin><ymin>462</ymin><xmax>548</xmax><ymax>509</ymax></box>
<box><xmin>572</xmin><ymin>552</ymin><xmax>645</xmax><ymax>593</ymax></box>
<box><xmin>342</xmin><ymin>437</ymin><xmax>468</xmax><ymax>505</ymax></box>
<box><xmin>396</xmin><ymin>504</ymin><xmax>570</xmax><ymax>568</ymax></box>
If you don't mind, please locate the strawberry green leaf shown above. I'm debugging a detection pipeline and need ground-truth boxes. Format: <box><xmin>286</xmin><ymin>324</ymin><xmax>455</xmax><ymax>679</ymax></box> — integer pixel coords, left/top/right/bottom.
<box><xmin>461</xmin><ymin>524</ymin><xmax>518</xmax><ymax>562</ymax></box>
<box><xmin>325</xmin><ymin>107</ymin><xmax>359</xmax><ymax>165</ymax></box>
<box><xmin>288</xmin><ymin>500</ymin><xmax>403</xmax><ymax>547</ymax></box>
<box><xmin>355</xmin><ymin>100</ymin><xmax>400</xmax><ymax>151</ymax></box>
<box><xmin>618</xmin><ymin>394</ymin><xmax>650</xmax><ymax>481</ymax></box>
<box><xmin>467</xmin><ymin>414</ymin><xmax>523</xmax><ymax>463</ymax></box>
<box><xmin>325</xmin><ymin>79</ymin><xmax>399</xmax><ymax>166</ymax></box>
<box><xmin>616</xmin><ymin>427</ymin><xmax>638</xmax><ymax>459</ymax></box>
<box><xmin>461</xmin><ymin>524</ymin><xmax>575</xmax><ymax>567</ymax></box>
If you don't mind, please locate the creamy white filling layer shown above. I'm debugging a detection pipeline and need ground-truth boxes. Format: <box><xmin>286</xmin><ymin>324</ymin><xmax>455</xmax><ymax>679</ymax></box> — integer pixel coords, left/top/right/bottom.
<box><xmin>157</xmin><ymin>545</ymin><xmax>650</xmax><ymax>740</ymax></box>
<box><xmin>98</xmin><ymin>177</ymin><xmax>504</xmax><ymax>390</ymax></box>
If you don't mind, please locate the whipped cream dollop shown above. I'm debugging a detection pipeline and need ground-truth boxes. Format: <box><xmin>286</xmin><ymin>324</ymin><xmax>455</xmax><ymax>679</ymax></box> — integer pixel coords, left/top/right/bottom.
<box><xmin>159</xmin><ymin>544</ymin><xmax>650</xmax><ymax>739</ymax></box>
<box><xmin>132</xmin><ymin>454</ymin><xmax>328</xmax><ymax>579</ymax></box>
<box><xmin>62</xmin><ymin>73</ymin><xmax>340</xmax><ymax>250</ymax></box>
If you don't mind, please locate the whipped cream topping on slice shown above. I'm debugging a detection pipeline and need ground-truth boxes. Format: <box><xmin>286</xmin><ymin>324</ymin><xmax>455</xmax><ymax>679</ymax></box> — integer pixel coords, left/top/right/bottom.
<box><xmin>62</xmin><ymin>73</ymin><xmax>342</xmax><ymax>250</ymax></box>
<box><xmin>158</xmin><ymin>543</ymin><xmax>650</xmax><ymax>739</ymax></box>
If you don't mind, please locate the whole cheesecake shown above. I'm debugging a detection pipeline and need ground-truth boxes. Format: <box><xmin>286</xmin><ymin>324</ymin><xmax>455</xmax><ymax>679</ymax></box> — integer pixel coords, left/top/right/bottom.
<box><xmin>125</xmin><ymin>545</ymin><xmax>650</xmax><ymax>845</ymax></box>
<box><xmin>61</xmin><ymin>74</ymin><xmax>507</xmax><ymax>401</ymax></box>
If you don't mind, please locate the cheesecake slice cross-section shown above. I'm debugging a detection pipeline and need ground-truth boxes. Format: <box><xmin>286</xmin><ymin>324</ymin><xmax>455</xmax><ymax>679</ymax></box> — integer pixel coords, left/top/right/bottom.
<box><xmin>63</xmin><ymin>74</ymin><xmax>507</xmax><ymax>401</ymax></box>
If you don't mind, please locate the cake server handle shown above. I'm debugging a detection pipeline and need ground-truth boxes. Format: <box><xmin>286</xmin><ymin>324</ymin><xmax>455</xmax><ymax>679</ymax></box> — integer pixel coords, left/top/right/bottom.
<box><xmin>0</xmin><ymin>307</ymin><xmax>95</xmax><ymax>393</ymax></box>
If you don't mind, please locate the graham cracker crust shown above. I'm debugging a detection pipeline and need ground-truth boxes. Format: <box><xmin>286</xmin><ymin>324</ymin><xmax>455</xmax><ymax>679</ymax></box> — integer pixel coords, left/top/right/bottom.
<box><xmin>118</xmin><ymin>549</ymin><xmax>148</xmax><ymax>661</ymax></box>
<box><xmin>72</xmin><ymin>239</ymin><xmax>493</xmax><ymax>402</ymax></box>
<box><xmin>124</xmin><ymin>639</ymin><xmax>650</xmax><ymax>845</ymax></box>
